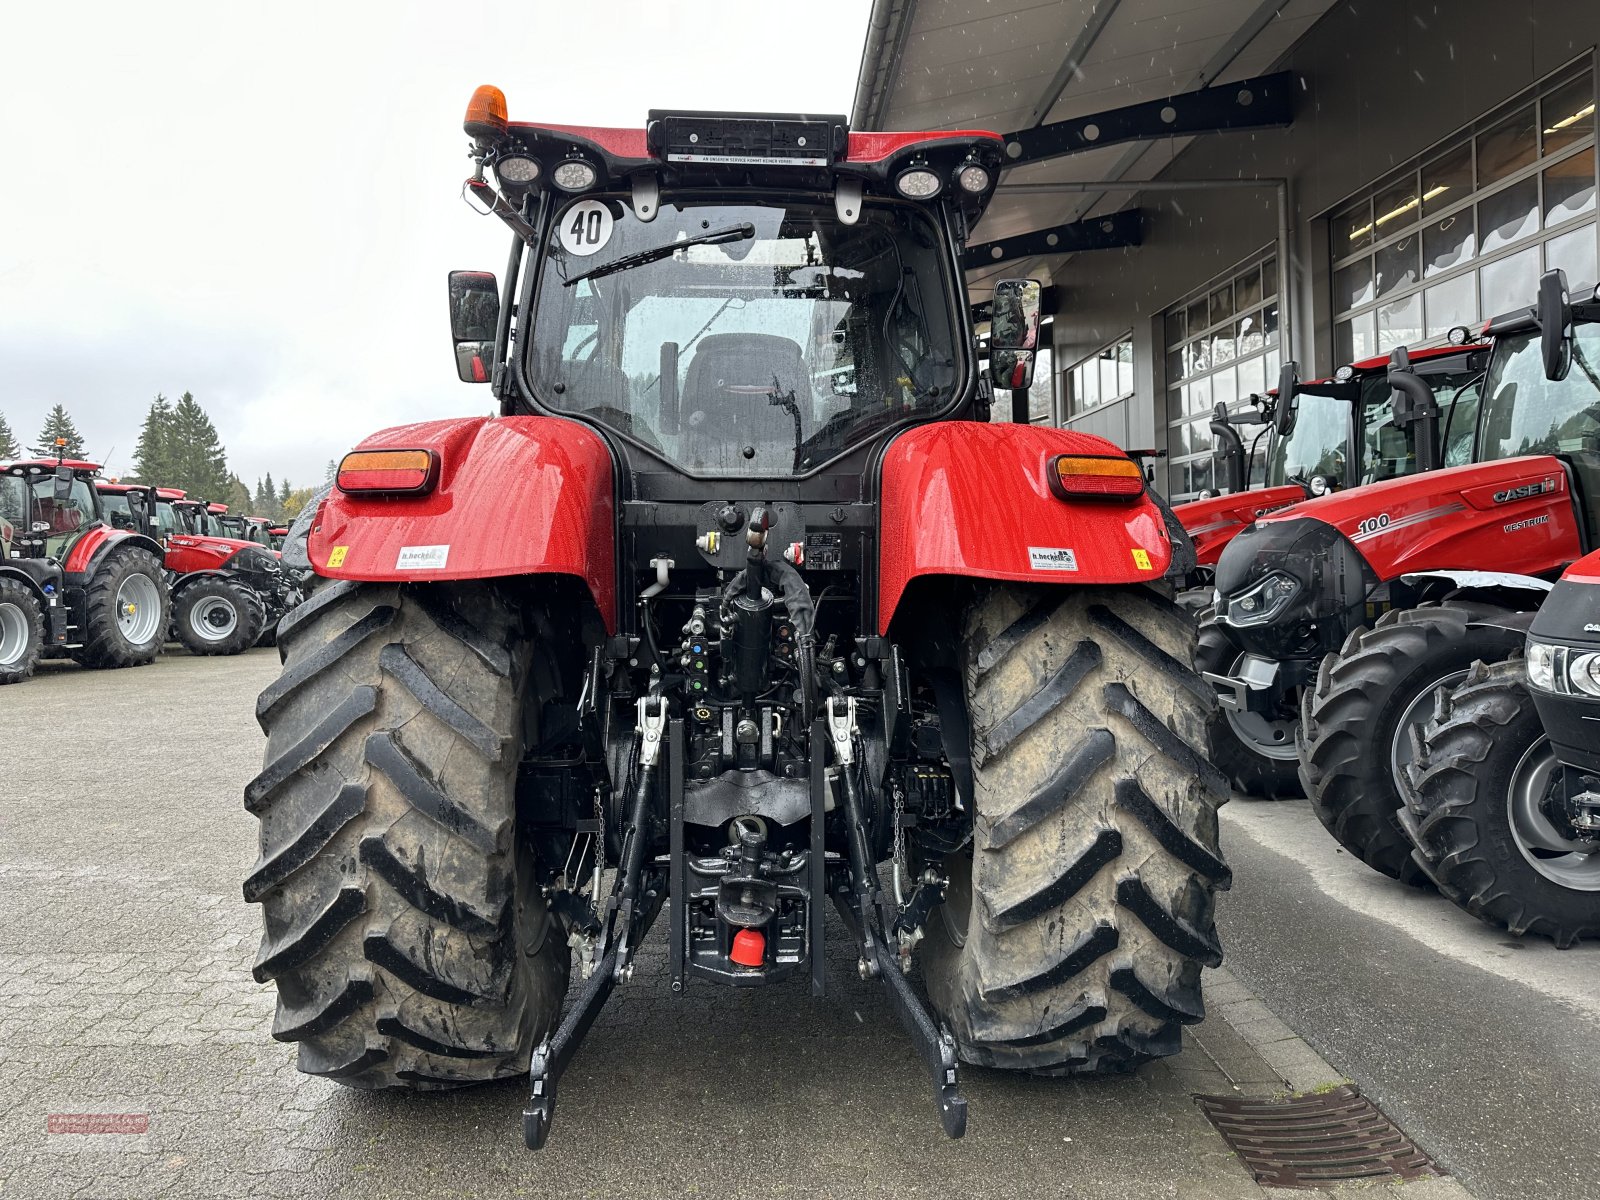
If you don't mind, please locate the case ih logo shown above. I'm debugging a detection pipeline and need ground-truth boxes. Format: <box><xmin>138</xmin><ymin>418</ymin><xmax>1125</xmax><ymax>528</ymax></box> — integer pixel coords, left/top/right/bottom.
<box><xmin>1493</xmin><ymin>478</ymin><xmax>1557</xmax><ymax>504</ymax></box>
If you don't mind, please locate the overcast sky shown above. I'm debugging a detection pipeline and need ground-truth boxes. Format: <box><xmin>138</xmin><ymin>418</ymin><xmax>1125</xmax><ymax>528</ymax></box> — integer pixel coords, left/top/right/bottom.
<box><xmin>0</xmin><ymin>0</ymin><xmax>870</xmax><ymax>489</ymax></box>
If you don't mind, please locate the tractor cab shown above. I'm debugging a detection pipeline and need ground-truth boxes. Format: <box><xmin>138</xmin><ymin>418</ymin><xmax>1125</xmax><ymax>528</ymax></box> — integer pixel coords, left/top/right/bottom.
<box><xmin>95</xmin><ymin>482</ymin><xmax>160</xmax><ymax>539</ymax></box>
<box><xmin>266</xmin><ymin>525</ymin><xmax>288</xmax><ymax>551</ymax></box>
<box><xmin>1</xmin><ymin>458</ymin><xmax>105</xmax><ymax>562</ymax></box>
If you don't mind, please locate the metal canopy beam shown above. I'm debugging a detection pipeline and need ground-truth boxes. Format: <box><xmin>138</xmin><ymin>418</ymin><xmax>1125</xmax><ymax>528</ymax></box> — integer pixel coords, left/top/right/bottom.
<box><xmin>1000</xmin><ymin>72</ymin><xmax>1295</xmax><ymax>167</ymax></box>
<box><xmin>963</xmin><ymin>209</ymin><xmax>1141</xmax><ymax>271</ymax></box>
<box><xmin>1021</xmin><ymin>0</ymin><xmax>1124</xmax><ymax>128</ymax></box>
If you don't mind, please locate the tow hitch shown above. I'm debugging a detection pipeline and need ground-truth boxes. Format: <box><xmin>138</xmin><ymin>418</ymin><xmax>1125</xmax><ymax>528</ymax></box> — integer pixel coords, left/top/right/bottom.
<box><xmin>522</xmin><ymin>698</ymin><xmax>967</xmax><ymax>1150</ymax></box>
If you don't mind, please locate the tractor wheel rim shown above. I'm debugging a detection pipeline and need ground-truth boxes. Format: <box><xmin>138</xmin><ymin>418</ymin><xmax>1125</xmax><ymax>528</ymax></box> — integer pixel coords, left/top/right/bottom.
<box><xmin>190</xmin><ymin>595</ymin><xmax>238</xmax><ymax>641</ymax></box>
<box><xmin>1390</xmin><ymin>669</ymin><xmax>1469</xmax><ymax>785</ymax></box>
<box><xmin>1507</xmin><ymin>734</ymin><xmax>1600</xmax><ymax>891</ymax></box>
<box><xmin>1222</xmin><ymin>651</ymin><xmax>1299</xmax><ymax>761</ymax></box>
<box><xmin>0</xmin><ymin>602</ymin><xmax>28</xmax><ymax>667</ymax></box>
<box><xmin>115</xmin><ymin>574</ymin><xmax>162</xmax><ymax>645</ymax></box>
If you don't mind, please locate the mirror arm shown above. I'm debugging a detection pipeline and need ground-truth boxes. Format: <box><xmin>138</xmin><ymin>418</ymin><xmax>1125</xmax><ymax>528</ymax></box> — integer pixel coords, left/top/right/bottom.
<box><xmin>465</xmin><ymin>177</ymin><xmax>540</xmax><ymax>244</ymax></box>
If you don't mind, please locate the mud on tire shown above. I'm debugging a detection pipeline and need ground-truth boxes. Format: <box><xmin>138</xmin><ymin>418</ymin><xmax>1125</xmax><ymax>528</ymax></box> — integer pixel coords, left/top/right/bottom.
<box><xmin>174</xmin><ymin>576</ymin><xmax>266</xmax><ymax>656</ymax></box>
<box><xmin>75</xmin><ymin>546</ymin><xmax>169</xmax><ymax>668</ymax></box>
<box><xmin>1298</xmin><ymin>604</ymin><xmax>1525</xmax><ymax>881</ymax></box>
<box><xmin>1403</xmin><ymin>659</ymin><xmax>1600</xmax><ymax>947</ymax></box>
<box><xmin>918</xmin><ymin>585</ymin><xmax>1230</xmax><ymax>1074</ymax></box>
<box><xmin>245</xmin><ymin>579</ymin><xmax>570</xmax><ymax>1088</ymax></box>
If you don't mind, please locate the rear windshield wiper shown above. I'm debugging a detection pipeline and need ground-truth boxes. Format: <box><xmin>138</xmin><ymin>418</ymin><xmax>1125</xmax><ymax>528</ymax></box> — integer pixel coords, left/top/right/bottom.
<box><xmin>562</xmin><ymin>223</ymin><xmax>756</xmax><ymax>287</ymax></box>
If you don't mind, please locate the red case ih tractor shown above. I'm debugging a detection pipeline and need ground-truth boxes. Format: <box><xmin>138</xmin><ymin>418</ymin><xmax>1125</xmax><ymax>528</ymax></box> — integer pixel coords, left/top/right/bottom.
<box><xmin>1190</xmin><ymin>343</ymin><xmax>1488</xmax><ymax>796</ymax></box>
<box><xmin>1401</xmin><ymin>547</ymin><xmax>1600</xmax><ymax>946</ymax></box>
<box><xmin>1209</xmin><ymin>269</ymin><xmax>1600</xmax><ymax>878</ymax></box>
<box><xmin>0</xmin><ymin>456</ymin><xmax>169</xmax><ymax>684</ymax></box>
<box><xmin>246</xmin><ymin>91</ymin><xmax>1228</xmax><ymax>1146</ymax></box>
<box><xmin>1175</xmin><ymin>342</ymin><xmax>1486</xmax><ymax>600</ymax></box>
<box><xmin>156</xmin><ymin>490</ymin><xmax>298</xmax><ymax>654</ymax></box>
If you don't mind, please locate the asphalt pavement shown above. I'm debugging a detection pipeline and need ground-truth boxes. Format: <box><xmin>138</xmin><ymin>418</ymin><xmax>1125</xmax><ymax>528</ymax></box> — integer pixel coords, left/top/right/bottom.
<box><xmin>0</xmin><ymin>649</ymin><xmax>1500</xmax><ymax>1200</ymax></box>
<box><xmin>1218</xmin><ymin>799</ymin><xmax>1600</xmax><ymax>1200</ymax></box>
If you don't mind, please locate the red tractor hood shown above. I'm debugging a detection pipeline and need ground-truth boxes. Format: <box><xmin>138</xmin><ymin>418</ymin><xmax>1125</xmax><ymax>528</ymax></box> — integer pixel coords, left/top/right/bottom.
<box><xmin>1247</xmin><ymin>454</ymin><xmax>1583</xmax><ymax>583</ymax></box>
<box><xmin>1173</xmin><ymin>485</ymin><xmax>1305</xmax><ymax>567</ymax></box>
<box><xmin>165</xmin><ymin>534</ymin><xmax>274</xmax><ymax>574</ymax></box>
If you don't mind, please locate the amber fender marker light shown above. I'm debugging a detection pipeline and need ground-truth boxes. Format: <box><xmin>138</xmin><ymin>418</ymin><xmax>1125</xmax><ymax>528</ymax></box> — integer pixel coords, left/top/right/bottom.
<box><xmin>1047</xmin><ymin>454</ymin><xmax>1145</xmax><ymax>500</ymax></box>
<box><xmin>337</xmin><ymin>449</ymin><xmax>439</xmax><ymax>496</ymax></box>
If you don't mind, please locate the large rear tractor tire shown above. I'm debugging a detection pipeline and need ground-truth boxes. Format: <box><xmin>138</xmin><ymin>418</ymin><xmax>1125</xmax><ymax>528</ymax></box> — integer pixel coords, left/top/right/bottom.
<box><xmin>74</xmin><ymin>546</ymin><xmax>169</xmax><ymax>669</ymax></box>
<box><xmin>0</xmin><ymin>577</ymin><xmax>44</xmax><ymax>684</ymax></box>
<box><xmin>919</xmin><ymin>585</ymin><xmax>1231</xmax><ymax>1073</ymax></box>
<box><xmin>1298</xmin><ymin>604</ymin><xmax>1525</xmax><ymax>881</ymax></box>
<box><xmin>1403</xmin><ymin>659</ymin><xmax>1600</xmax><ymax>947</ymax></box>
<box><xmin>175</xmin><ymin>576</ymin><xmax>267</xmax><ymax>656</ymax></box>
<box><xmin>245</xmin><ymin>579</ymin><xmax>570</xmax><ymax>1088</ymax></box>
<box><xmin>1195</xmin><ymin>617</ymin><xmax>1302</xmax><ymax>800</ymax></box>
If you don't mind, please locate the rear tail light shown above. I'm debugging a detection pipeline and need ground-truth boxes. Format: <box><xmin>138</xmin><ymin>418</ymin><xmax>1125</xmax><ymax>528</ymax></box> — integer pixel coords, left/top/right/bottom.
<box><xmin>1047</xmin><ymin>454</ymin><xmax>1145</xmax><ymax>500</ymax></box>
<box><xmin>337</xmin><ymin>449</ymin><xmax>439</xmax><ymax>495</ymax></box>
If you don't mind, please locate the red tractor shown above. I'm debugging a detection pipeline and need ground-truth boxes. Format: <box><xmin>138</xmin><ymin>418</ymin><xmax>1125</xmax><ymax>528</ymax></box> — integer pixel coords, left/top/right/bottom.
<box><xmin>1210</xmin><ymin>269</ymin><xmax>1600</xmax><ymax>877</ymax></box>
<box><xmin>1402</xmin><ymin>547</ymin><xmax>1600</xmax><ymax>946</ymax></box>
<box><xmin>1191</xmin><ymin>343</ymin><xmax>1488</xmax><ymax>795</ymax></box>
<box><xmin>1176</xmin><ymin>341</ymin><xmax>1487</xmax><ymax>602</ymax></box>
<box><xmin>0</xmin><ymin>456</ymin><xmax>169</xmax><ymax>684</ymax></box>
<box><xmin>162</xmin><ymin>490</ymin><xmax>297</xmax><ymax>654</ymax></box>
<box><xmin>246</xmin><ymin>91</ymin><xmax>1227</xmax><ymax>1146</ymax></box>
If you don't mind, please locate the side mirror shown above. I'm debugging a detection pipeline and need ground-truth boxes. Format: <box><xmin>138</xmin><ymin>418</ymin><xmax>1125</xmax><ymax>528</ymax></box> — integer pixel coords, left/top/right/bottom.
<box><xmin>1538</xmin><ymin>268</ymin><xmax>1573</xmax><ymax>382</ymax></box>
<box><xmin>988</xmin><ymin>278</ymin><xmax>1042</xmax><ymax>391</ymax></box>
<box><xmin>449</xmin><ymin>270</ymin><xmax>501</xmax><ymax>384</ymax></box>
<box><xmin>1388</xmin><ymin>344</ymin><xmax>1442</xmax><ymax>473</ymax></box>
<box><xmin>54</xmin><ymin>465</ymin><xmax>74</xmax><ymax>501</ymax></box>
<box><xmin>1272</xmin><ymin>361</ymin><xmax>1300</xmax><ymax>437</ymax></box>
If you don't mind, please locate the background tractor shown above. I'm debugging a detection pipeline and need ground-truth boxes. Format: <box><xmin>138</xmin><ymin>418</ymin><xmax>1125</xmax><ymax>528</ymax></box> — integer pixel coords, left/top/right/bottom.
<box><xmin>1190</xmin><ymin>342</ymin><xmax>1488</xmax><ymax>796</ymax></box>
<box><xmin>0</xmin><ymin>456</ymin><xmax>168</xmax><ymax>683</ymax></box>
<box><xmin>1402</xmin><ymin>548</ymin><xmax>1600</xmax><ymax>946</ymax></box>
<box><xmin>1210</xmin><ymin>269</ymin><xmax>1600</xmax><ymax>877</ymax></box>
<box><xmin>98</xmin><ymin>481</ymin><xmax>297</xmax><ymax>655</ymax></box>
<box><xmin>245</xmin><ymin>91</ymin><xmax>1228</xmax><ymax>1147</ymax></box>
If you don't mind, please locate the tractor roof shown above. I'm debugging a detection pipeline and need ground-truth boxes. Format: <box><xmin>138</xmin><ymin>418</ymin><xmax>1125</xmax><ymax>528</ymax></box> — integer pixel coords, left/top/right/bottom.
<box><xmin>208</xmin><ymin>503</ymin><xmax>229</xmax><ymax>513</ymax></box>
<box><xmin>1346</xmin><ymin>342</ymin><xmax>1487</xmax><ymax>373</ymax></box>
<box><xmin>493</xmin><ymin>104</ymin><xmax>1005</xmax><ymax>222</ymax></box>
<box><xmin>2</xmin><ymin>458</ymin><xmax>102</xmax><ymax>474</ymax></box>
<box><xmin>95</xmin><ymin>481</ymin><xmax>154</xmax><ymax>494</ymax></box>
<box><xmin>156</xmin><ymin>488</ymin><xmax>187</xmax><ymax>500</ymax></box>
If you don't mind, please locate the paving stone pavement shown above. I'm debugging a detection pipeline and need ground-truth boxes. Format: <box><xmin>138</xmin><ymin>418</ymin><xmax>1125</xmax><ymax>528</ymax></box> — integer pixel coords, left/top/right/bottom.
<box><xmin>0</xmin><ymin>650</ymin><xmax>1463</xmax><ymax>1199</ymax></box>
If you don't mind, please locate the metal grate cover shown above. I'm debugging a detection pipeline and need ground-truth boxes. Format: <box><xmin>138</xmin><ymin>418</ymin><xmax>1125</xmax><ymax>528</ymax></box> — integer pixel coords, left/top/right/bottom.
<box><xmin>1197</xmin><ymin>1086</ymin><xmax>1441</xmax><ymax>1189</ymax></box>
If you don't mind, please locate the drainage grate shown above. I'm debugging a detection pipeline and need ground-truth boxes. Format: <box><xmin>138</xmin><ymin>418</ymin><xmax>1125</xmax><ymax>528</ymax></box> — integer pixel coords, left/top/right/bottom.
<box><xmin>1197</xmin><ymin>1086</ymin><xmax>1441</xmax><ymax>1189</ymax></box>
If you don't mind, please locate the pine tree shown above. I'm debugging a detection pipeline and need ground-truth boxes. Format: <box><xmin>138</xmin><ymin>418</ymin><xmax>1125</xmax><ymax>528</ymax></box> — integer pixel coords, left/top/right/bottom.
<box><xmin>261</xmin><ymin>472</ymin><xmax>278</xmax><ymax>520</ymax></box>
<box><xmin>280</xmin><ymin>478</ymin><xmax>292</xmax><ymax>508</ymax></box>
<box><xmin>325</xmin><ymin>459</ymin><xmax>338</xmax><ymax>483</ymax></box>
<box><xmin>130</xmin><ymin>394</ymin><xmax>176</xmax><ymax>484</ymax></box>
<box><xmin>224</xmin><ymin>475</ymin><xmax>252</xmax><ymax>514</ymax></box>
<box><xmin>0</xmin><ymin>411</ymin><xmax>19</xmax><ymax>460</ymax></box>
<box><xmin>253</xmin><ymin>477</ymin><xmax>272</xmax><ymax>515</ymax></box>
<box><xmin>36</xmin><ymin>405</ymin><xmax>87</xmax><ymax>458</ymax></box>
<box><xmin>167</xmin><ymin>392</ymin><xmax>231</xmax><ymax>499</ymax></box>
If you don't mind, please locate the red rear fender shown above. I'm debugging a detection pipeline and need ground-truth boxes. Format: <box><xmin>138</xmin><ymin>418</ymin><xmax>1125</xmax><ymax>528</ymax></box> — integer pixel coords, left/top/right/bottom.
<box><xmin>1173</xmin><ymin>485</ymin><xmax>1305</xmax><ymax>567</ymax></box>
<box><xmin>877</xmin><ymin>423</ymin><xmax>1175</xmax><ymax>631</ymax></box>
<box><xmin>310</xmin><ymin>416</ymin><xmax>617</xmax><ymax>630</ymax></box>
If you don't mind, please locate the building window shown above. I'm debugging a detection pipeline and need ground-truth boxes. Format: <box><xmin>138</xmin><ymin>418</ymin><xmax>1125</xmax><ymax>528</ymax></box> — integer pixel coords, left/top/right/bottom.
<box><xmin>1330</xmin><ymin>62</ymin><xmax>1597</xmax><ymax>363</ymax></box>
<box><xmin>1163</xmin><ymin>256</ymin><xmax>1280</xmax><ymax>501</ymax></box>
<box><xmin>1064</xmin><ymin>334</ymin><xmax>1134</xmax><ymax>419</ymax></box>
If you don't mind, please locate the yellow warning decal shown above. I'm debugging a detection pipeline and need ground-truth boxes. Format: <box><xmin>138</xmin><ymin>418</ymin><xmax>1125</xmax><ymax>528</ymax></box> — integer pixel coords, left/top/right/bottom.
<box><xmin>1131</xmin><ymin>548</ymin><xmax>1153</xmax><ymax>571</ymax></box>
<box><xmin>327</xmin><ymin>546</ymin><xmax>349</xmax><ymax>569</ymax></box>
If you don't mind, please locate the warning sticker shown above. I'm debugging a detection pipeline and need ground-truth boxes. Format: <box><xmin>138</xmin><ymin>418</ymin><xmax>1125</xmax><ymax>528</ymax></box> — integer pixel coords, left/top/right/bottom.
<box><xmin>1131</xmin><ymin>548</ymin><xmax>1153</xmax><ymax>571</ymax></box>
<box><xmin>558</xmin><ymin>199</ymin><xmax>614</xmax><ymax>257</ymax></box>
<box><xmin>326</xmin><ymin>546</ymin><xmax>348</xmax><ymax>569</ymax></box>
<box><xmin>396</xmin><ymin>545</ymin><xmax>450</xmax><ymax>570</ymax></box>
<box><xmin>1028</xmin><ymin>546</ymin><xmax>1078</xmax><ymax>572</ymax></box>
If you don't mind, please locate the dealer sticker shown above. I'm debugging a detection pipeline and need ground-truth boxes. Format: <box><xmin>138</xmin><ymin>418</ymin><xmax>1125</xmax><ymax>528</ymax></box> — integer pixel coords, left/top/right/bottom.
<box><xmin>1028</xmin><ymin>546</ymin><xmax>1078</xmax><ymax>572</ymax></box>
<box><xmin>396</xmin><ymin>545</ymin><xmax>450</xmax><ymax>570</ymax></box>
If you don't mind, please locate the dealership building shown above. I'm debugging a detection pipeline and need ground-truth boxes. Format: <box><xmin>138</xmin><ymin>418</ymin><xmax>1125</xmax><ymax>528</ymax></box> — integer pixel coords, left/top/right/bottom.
<box><xmin>853</xmin><ymin>0</ymin><xmax>1600</xmax><ymax>499</ymax></box>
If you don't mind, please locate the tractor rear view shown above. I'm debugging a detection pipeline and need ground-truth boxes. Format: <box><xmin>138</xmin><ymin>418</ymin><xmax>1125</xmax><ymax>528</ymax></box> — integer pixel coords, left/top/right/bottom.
<box><xmin>245</xmin><ymin>90</ymin><xmax>1229</xmax><ymax>1146</ymax></box>
<box><xmin>0</xmin><ymin>455</ymin><xmax>168</xmax><ymax>684</ymax></box>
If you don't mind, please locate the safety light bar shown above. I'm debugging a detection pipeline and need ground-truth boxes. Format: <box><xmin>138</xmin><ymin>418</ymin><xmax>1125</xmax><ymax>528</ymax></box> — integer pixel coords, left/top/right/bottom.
<box><xmin>1047</xmin><ymin>454</ymin><xmax>1145</xmax><ymax>500</ymax></box>
<box><xmin>337</xmin><ymin>449</ymin><xmax>439</xmax><ymax>495</ymax></box>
